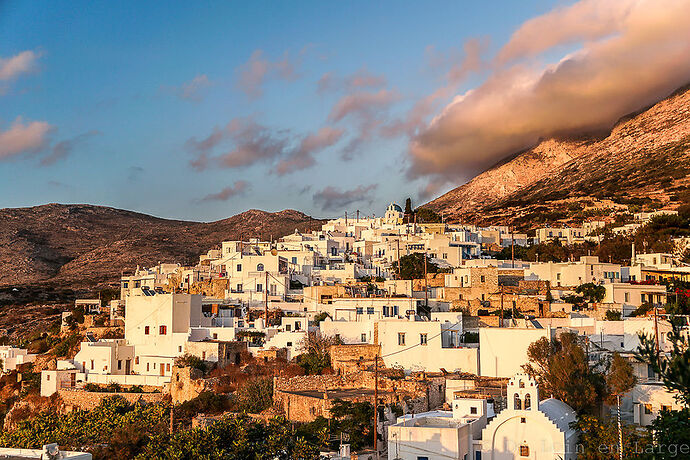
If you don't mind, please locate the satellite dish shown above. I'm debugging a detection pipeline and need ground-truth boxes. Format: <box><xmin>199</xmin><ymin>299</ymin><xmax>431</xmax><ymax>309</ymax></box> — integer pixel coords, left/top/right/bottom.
<box><xmin>271</xmin><ymin>248</ymin><xmax>278</xmax><ymax>256</ymax></box>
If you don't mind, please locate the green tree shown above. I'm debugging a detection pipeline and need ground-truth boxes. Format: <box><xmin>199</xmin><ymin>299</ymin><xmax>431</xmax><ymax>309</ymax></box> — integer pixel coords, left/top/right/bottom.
<box><xmin>636</xmin><ymin>321</ymin><xmax>690</xmax><ymax>406</ymax></box>
<box><xmin>404</xmin><ymin>198</ymin><xmax>412</xmax><ymax>215</ymax></box>
<box><xmin>605</xmin><ymin>310</ymin><xmax>622</xmax><ymax>321</ymax></box>
<box><xmin>295</xmin><ymin>332</ymin><xmax>339</xmax><ymax>375</ymax></box>
<box><xmin>234</xmin><ymin>377</ymin><xmax>273</xmax><ymax>413</ymax></box>
<box><xmin>327</xmin><ymin>399</ymin><xmax>375</xmax><ymax>451</ymax></box>
<box><xmin>573</xmin><ymin>414</ymin><xmax>650</xmax><ymax>459</ymax></box>
<box><xmin>522</xmin><ymin>333</ymin><xmax>606</xmax><ymax>414</ymax></box>
<box><xmin>392</xmin><ymin>253</ymin><xmax>445</xmax><ymax>280</ymax></box>
<box><xmin>576</xmin><ymin>283</ymin><xmax>606</xmax><ymax>303</ymax></box>
<box><xmin>414</xmin><ymin>207</ymin><xmax>442</xmax><ymax>223</ymax></box>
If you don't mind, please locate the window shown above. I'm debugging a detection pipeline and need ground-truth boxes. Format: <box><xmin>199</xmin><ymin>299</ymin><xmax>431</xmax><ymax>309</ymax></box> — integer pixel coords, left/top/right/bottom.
<box><xmin>398</xmin><ymin>333</ymin><xmax>406</xmax><ymax>346</ymax></box>
<box><xmin>417</xmin><ymin>457</ymin><xmax>429</xmax><ymax>460</ymax></box>
<box><xmin>202</xmin><ymin>351</ymin><xmax>206</xmax><ymax>360</ymax></box>
<box><xmin>146</xmin><ymin>363</ymin><xmax>150</xmax><ymax>372</ymax></box>
<box><xmin>135</xmin><ymin>356</ymin><xmax>139</xmax><ymax>364</ymax></box>
<box><xmin>367</xmin><ymin>307</ymin><xmax>374</xmax><ymax>315</ymax></box>
<box><xmin>524</xmin><ymin>393</ymin><xmax>531</xmax><ymax>410</ymax></box>
<box><xmin>46</xmin><ymin>375</ymin><xmax>50</xmax><ymax>381</ymax></box>
<box><xmin>644</xmin><ymin>404</ymin><xmax>652</xmax><ymax>414</ymax></box>
<box><xmin>625</xmin><ymin>292</ymin><xmax>630</xmax><ymax>303</ymax></box>
<box><xmin>521</xmin><ymin>417</ymin><xmax>526</xmax><ymax>423</ymax></box>
<box><xmin>144</xmin><ymin>326</ymin><xmax>150</xmax><ymax>335</ymax></box>
<box><xmin>117</xmin><ymin>360</ymin><xmax>122</xmax><ymax>370</ymax></box>
<box><xmin>361</xmin><ymin>333</ymin><xmax>367</xmax><ymax>342</ymax></box>
<box><xmin>520</xmin><ymin>445</ymin><xmax>529</xmax><ymax>457</ymax></box>
<box><xmin>514</xmin><ymin>393</ymin><xmax>522</xmax><ymax>410</ymax></box>
<box><xmin>292</xmin><ymin>257</ymin><xmax>297</xmax><ymax>264</ymax></box>
<box><xmin>356</xmin><ymin>307</ymin><xmax>363</xmax><ymax>314</ymax></box>
<box><xmin>166</xmin><ymin>363</ymin><xmax>170</xmax><ymax>371</ymax></box>
<box><xmin>159</xmin><ymin>325</ymin><xmax>167</xmax><ymax>335</ymax></box>
<box><xmin>90</xmin><ymin>360</ymin><xmax>94</xmax><ymax>370</ymax></box>
<box><xmin>257</xmin><ymin>263</ymin><xmax>264</xmax><ymax>271</ymax></box>
<box><xmin>257</xmin><ymin>283</ymin><xmax>263</xmax><ymax>292</ymax></box>
<box><xmin>470</xmin><ymin>406</ymin><xmax>477</xmax><ymax>414</ymax></box>
<box><xmin>443</xmin><ymin>253</ymin><xmax>448</xmax><ymax>259</ymax></box>
<box><xmin>236</xmin><ymin>264</ymin><xmax>242</xmax><ymax>272</ymax></box>
<box><xmin>480</xmin><ymin>275</ymin><xmax>485</xmax><ymax>283</ymax></box>
<box><xmin>178</xmin><ymin>346</ymin><xmax>182</xmax><ymax>353</ymax></box>
<box><xmin>420</xmin><ymin>333</ymin><xmax>428</xmax><ymax>345</ymax></box>
<box><xmin>237</xmin><ymin>284</ymin><xmax>243</xmax><ymax>292</ymax></box>
<box><xmin>213</xmin><ymin>333</ymin><xmax>218</xmax><ymax>339</ymax></box>
<box><xmin>286</xmin><ymin>324</ymin><xmax>291</xmax><ymax>332</ymax></box>
<box><xmin>286</xmin><ymin>341</ymin><xmax>292</xmax><ymax>347</ymax></box>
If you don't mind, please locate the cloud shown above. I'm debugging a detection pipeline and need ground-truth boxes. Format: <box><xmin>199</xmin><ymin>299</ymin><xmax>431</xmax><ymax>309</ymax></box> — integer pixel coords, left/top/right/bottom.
<box><xmin>426</xmin><ymin>38</ymin><xmax>488</xmax><ymax>85</ymax></box>
<box><xmin>0</xmin><ymin>50</ymin><xmax>40</xmax><ymax>94</ymax></box>
<box><xmin>40</xmin><ymin>130</ymin><xmax>100</xmax><ymax>166</ymax></box>
<box><xmin>327</xmin><ymin>89</ymin><xmax>399</xmax><ymax>160</ymax></box>
<box><xmin>328</xmin><ymin>89</ymin><xmax>398</xmax><ymax>123</ymax></box>
<box><xmin>313</xmin><ymin>184</ymin><xmax>378</xmax><ymax>212</ymax></box>
<box><xmin>200</xmin><ymin>181</ymin><xmax>249</xmax><ymax>202</ymax></box>
<box><xmin>172</xmin><ymin>74</ymin><xmax>212</xmax><ymax>102</ymax></box>
<box><xmin>186</xmin><ymin>118</ymin><xmax>342</xmax><ymax>174</ymax></box>
<box><xmin>317</xmin><ymin>67</ymin><xmax>387</xmax><ymax>94</ymax></box>
<box><xmin>495</xmin><ymin>0</ymin><xmax>634</xmax><ymax>64</ymax></box>
<box><xmin>408</xmin><ymin>0</ymin><xmax>690</xmax><ymax>182</ymax></box>
<box><xmin>274</xmin><ymin>126</ymin><xmax>344</xmax><ymax>175</ymax></box>
<box><xmin>0</xmin><ymin>117</ymin><xmax>53</xmax><ymax>161</ymax></box>
<box><xmin>236</xmin><ymin>49</ymin><xmax>300</xmax><ymax>99</ymax></box>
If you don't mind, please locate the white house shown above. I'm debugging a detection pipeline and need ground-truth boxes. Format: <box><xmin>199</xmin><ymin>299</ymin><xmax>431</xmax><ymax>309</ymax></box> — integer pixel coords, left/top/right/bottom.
<box><xmin>388</xmin><ymin>398</ymin><xmax>490</xmax><ymax>460</ymax></box>
<box><xmin>479</xmin><ymin>327</ymin><xmax>553</xmax><ymax>378</ymax></box>
<box><xmin>0</xmin><ymin>346</ymin><xmax>36</xmax><ymax>372</ymax></box>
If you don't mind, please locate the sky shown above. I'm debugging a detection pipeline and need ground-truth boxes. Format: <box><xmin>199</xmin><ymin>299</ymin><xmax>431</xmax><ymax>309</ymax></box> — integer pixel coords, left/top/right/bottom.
<box><xmin>2</xmin><ymin>0</ymin><xmax>690</xmax><ymax>221</ymax></box>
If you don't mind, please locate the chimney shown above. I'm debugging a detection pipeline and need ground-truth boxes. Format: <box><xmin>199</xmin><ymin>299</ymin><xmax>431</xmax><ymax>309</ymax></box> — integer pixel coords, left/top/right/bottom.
<box><xmin>631</xmin><ymin>242</ymin><xmax>636</xmax><ymax>265</ymax></box>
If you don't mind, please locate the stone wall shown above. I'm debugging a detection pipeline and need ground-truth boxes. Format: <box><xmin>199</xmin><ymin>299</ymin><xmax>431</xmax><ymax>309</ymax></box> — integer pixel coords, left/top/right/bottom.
<box><xmin>169</xmin><ymin>366</ymin><xmax>217</xmax><ymax>403</ymax></box>
<box><xmin>58</xmin><ymin>389</ymin><xmax>163</xmax><ymax>411</ymax></box>
<box><xmin>189</xmin><ymin>279</ymin><xmax>229</xmax><ymax>298</ymax></box>
<box><xmin>329</xmin><ymin>343</ymin><xmax>380</xmax><ymax>374</ymax></box>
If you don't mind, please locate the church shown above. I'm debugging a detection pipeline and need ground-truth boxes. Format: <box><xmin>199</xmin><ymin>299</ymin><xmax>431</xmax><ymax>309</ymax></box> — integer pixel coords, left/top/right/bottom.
<box><xmin>481</xmin><ymin>374</ymin><xmax>579</xmax><ymax>459</ymax></box>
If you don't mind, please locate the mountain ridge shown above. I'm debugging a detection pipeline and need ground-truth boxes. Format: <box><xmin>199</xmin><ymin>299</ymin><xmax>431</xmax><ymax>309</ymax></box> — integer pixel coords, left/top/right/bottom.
<box><xmin>425</xmin><ymin>84</ymin><xmax>690</xmax><ymax>226</ymax></box>
<box><xmin>0</xmin><ymin>204</ymin><xmax>320</xmax><ymax>288</ymax></box>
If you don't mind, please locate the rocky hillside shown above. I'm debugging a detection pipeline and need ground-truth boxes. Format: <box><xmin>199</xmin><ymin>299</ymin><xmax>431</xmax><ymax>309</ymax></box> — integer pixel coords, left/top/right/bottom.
<box><xmin>425</xmin><ymin>85</ymin><xmax>690</xmax><ymax>226</ymax></box>
<box><xmin>0</xmin><ymin>204</ymin><xmax>319</xmax><ymax>287</ymax></box>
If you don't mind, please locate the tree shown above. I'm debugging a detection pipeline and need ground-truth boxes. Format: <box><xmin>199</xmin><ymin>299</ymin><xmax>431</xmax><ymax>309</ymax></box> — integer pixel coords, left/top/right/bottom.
<box><xmin>636</xmin><ymin>321</ymin><xmax>690</xmax><ymax>406</ymax></box>
<box><xmin>605</xmin><ymin>310</ymin><xmax>622</xmax><ymax>321</ymax></box>
<box><xmin>295</xmin><ymin>332</ymin><xmax>339</xmax><ymax>375</ymax></box>
<box><xmin>573</xmin><ymin>414</ymin><xmax>650</xmax><ymax>459</ymax></box>
<box><xmin>233</xmin><ymin>377</ymin><xmax>273</xmax><ymax>413</ymax></box>
<box><xmin>576</xmin><ymin>283</ymin><xmax>606</xmax><ymax>303</ymax></box>
<box><xmin>522</xmin><ymin>333</ymin><xmax>606</xmax><ymax>414</ymax></box>
<box><xmin>327</xmin><ymin>399</ymin><xmax>375</xmax><ymax>451</ymax></box>
<box><xmin>404</xmin><ymin>198</ymin><xmax>412</xmax><ymax>215</ymax></box>
<box><xmin>392</xmin><ymin>253</ymin><xmax>446</xmax><ymax>280</ymax></box>
<box><xmin>414</xmin><ymin>207</ymin><xmax>442</xmax><ymax>223</ymax></box>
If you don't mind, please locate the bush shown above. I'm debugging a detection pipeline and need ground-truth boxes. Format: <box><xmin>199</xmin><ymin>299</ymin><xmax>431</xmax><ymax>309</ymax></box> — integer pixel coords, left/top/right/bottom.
<box><xmin>234</xmin><ymin>377</ymin><xmax>273</xmax><ymax>413</ymax></box>
<box><xmin>174</xmin><ymin>354</ymin><xmax>207</xmax><ymax>374</ymax></box>
<box><xmin>605</xmin><ymin>310</ymin><xmax>622</xmax><ymax>321</ymax></box>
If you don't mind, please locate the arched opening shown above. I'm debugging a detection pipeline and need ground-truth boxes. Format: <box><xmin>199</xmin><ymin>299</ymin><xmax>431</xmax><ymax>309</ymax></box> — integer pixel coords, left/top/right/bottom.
<box><xmin>514</xmin><ymin>393</ymin><xmax>522</xmax><ymax>410</ymax></box>
<box><xmin>257</xmin><ymin>263</ymin><xmax>264</xmax><ymax>271</ymax></box>
<box><xmin>524</xmin><ymin>393</ymin><xmax>531</xmax><ymax>410</ymax></box>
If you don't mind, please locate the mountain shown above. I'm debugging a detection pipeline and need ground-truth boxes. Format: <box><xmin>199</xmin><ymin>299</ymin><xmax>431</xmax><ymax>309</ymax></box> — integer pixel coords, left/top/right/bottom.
<box><xmin>425</xmin><ymin>85</ymin><xmax>690</xmax><ymax>226</ymax></box>
<box><xmin>0</xmin><ymin>204</ymin><xmax>320</xmax><ymax>288</ymax></box>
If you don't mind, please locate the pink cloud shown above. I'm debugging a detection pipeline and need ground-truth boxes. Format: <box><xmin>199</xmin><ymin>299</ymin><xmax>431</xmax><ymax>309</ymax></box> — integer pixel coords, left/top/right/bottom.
<box><xmin>0</xmin><ymin>117</ymin><xmax>53</xmax><ymax>160</ymax></box>
<box><xmin>200</xmin><ymin>181</ymin><xmax>249</xmax><ymax>202</ymax></box>
<box><xmin>408</xmin><ymin>0</ymin><xmax>690</xmax><ymax>182</ymax></box>
<box><xmin>236</xmin><ymin>49</ymin><xmax>301</xmax><ymax>99</ymax></box>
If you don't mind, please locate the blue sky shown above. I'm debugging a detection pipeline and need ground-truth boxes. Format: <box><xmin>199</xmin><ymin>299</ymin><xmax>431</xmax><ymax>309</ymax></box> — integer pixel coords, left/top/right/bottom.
<box><xmin>2</xmin><ymin>0</ymin><xmax>687</xmax><ymax>221</ymax></box>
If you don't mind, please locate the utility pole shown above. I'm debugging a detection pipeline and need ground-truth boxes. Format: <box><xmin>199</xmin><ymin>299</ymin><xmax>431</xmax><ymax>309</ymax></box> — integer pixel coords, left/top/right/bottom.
<box><xmin>617</xmin><ymin>393</ymin><xmax>623</xmax><ymax>460</ymax></box>
<box><xmin>265</xmin><ymin>270</ymin><xmax>269</xmax><ymax>325</ymax></box>
<box><xmin>500</xmin><ymin>285</ymin><xmax>504</xmax><ymax>325</ymax></box>
<box><xmin>654</xmin><ymin>306</ymin><xmax>660</xmax><ymax>368</ymax></box>
<box><xmin>373</xmin><ymin>354</ymin><xmax>379</xmax><ymax>459</ymax></box>
<box><xmin>424</xmin><ymin>250</ymin><xmax>429</xmax><ymax>316</ymax></box>
<box><xmin>396</xmin><ymin>239</ymin><xmax>401</xmax><ymax>279</ymax></box>
<box><xmin>511</xmin><ymin>231</ymin><xmax>515</xmax><ymax>269</ymax></box>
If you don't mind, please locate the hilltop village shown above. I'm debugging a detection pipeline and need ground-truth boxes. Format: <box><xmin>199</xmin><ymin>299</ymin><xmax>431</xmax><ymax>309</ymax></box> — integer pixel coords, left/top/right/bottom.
<box><xmin>1</xmin><ymin>202</ymin><xmax>689</xmax><ymax>459</ymax></box>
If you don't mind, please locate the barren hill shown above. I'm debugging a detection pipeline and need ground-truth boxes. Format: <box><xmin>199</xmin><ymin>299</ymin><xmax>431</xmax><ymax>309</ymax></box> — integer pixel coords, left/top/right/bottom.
<box><xmin>425</xmin><ymin>85</ymin><xmax>690</xmax><ymax>226</ymax></box>
<box><xmin>0</xmin><ymin>204</ymin><xmax>319</xmax><ymax>287</ymax></box>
